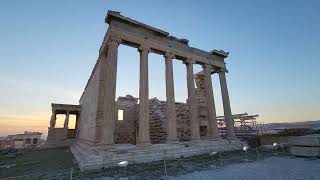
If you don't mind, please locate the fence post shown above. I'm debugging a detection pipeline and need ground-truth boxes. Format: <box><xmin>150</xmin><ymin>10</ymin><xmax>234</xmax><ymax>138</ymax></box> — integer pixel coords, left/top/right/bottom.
<box><xmin>70</xmin><ymin>167</ymin><xmax>73</xmax><ymax>180</ymax></box>
<box><xmin>163</xmin><ymin>149</ymin><xmax>168</xmax><ymax>180</ymax></box>
<box><xmin>281</xmin><ymin>145</ymin><xmax>285</xmax><ymax>153</ymax></box>
<box><xmin>219</xmin><ymin>152</ymin><xmax>223</xmax><ymax>166</ymax></box>
<box><xmin>244</xmin><ymin>151</ymin><xmax>248</xmax><ymax>161</ymax></box>
<box><xmin>256</xmin><ymin>148</ymin><xmax>260</xmax><ymax>160</ymax></box>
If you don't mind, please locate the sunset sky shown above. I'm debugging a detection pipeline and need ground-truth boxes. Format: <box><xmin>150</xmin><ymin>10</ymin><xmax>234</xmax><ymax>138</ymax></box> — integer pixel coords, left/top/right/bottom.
<box><xmin>0</xmin><ymin>0</ymin><xmax>319</xmax><ymax>138</ymax></box>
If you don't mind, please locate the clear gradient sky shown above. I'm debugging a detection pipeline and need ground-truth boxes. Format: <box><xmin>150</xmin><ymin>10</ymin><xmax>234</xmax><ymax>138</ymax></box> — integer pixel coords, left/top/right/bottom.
<box><xmin>0</xmin><ymin>0</ymin><xmax>319</xmax><ymax>138</ymax></box>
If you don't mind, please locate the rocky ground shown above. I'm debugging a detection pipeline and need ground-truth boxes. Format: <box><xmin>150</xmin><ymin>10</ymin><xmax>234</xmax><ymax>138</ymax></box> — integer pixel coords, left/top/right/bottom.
<box><xmin>1</xmin><ymin>147</ymin><xmax>319</xmax><ymax>180</ymax></box>
<box><xmin>0</xmin><ymin>147</ymin><xmax>75</xmax><ymax>179</ymax></box>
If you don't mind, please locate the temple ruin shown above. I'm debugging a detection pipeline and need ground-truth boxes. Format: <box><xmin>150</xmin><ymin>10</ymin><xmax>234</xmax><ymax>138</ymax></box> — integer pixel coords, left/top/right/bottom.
<box><xmin>46</xmin><ymin>11</ymin><xmax>244</xmax><ymax>171</ymax></box>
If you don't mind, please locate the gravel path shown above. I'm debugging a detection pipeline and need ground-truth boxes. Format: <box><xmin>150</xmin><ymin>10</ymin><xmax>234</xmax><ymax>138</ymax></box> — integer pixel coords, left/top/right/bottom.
<box><xmin>168</xmin><ymin>157</ymin><xmax>320</xmax><ymax>180</ymax></box>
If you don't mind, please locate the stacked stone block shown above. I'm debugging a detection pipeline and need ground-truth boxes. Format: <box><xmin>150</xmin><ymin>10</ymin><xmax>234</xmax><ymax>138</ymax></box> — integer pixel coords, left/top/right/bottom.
<box><xmin>289</xmin><ymin>134</ymin><xmax>320</xmax><ymax>157</ymax></box>
<box><xmin>115</xmin><ymin>95</ymin><xmax>138</xmax><ymax>144</ymax></box>
<box><xmin>114</xmin><ymin>94</ymin><xmax>211</xmax><ymax>144</ymax></box>
<box><xmin>176</xmin><ymin>103</ymin><xmax>191</xmax><ymax>141</ymax></box>
<box><xmin>148</xmin><ymin>98</ymin><xmax>167</xmax><ymax>144</ymax></box>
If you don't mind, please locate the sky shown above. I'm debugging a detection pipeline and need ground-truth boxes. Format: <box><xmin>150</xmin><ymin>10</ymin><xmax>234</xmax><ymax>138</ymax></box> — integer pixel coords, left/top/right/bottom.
<box><xmin>0</xmin><ymin>0</ymin><xmax>319</xmax><ymax>138</ymax></box>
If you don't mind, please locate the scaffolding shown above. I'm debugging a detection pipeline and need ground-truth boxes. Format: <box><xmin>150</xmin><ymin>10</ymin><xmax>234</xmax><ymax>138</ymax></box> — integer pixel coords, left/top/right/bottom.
<box><xmin>217</xmin><ymin>113</ymin><xmax>263</xmax><ymax>140</ymax></box>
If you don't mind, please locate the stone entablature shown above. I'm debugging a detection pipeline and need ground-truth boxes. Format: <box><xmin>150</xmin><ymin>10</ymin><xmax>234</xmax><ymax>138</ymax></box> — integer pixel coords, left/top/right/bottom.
<box><xmin>104</xmin><ymin>11</ymin><xmax>227</xmax><ymax>67</ymax></box>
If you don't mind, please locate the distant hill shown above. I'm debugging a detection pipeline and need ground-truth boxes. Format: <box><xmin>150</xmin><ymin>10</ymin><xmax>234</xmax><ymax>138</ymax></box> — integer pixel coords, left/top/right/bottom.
<box><xmin>263</xmin><ymin>120</ymin><xmax>320</xmax><ymax>130</ymax></box>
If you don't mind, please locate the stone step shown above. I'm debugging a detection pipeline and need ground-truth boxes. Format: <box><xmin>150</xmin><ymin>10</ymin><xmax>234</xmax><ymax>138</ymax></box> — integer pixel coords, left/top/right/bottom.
<box><xmin>289</xmin><ymin>135</ymin><xmax>320</xmax><ymax>147</ymax></box>
<box><xmin>290</xmin><ymin>146</ymin><xmax>320</xmax><ymax>157</ymax></box>
<box><xmin>73</xmin><ymin>140</ymin><xmax>244</xmax><ymax>171</ymax></box>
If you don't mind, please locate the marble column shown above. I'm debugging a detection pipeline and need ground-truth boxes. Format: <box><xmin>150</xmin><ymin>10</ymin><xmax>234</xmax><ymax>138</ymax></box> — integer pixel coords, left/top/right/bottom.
<box><xmin>138</xmin><ymin>45</ymin><xmax>151</xmax><ymax>144</ymax></box>
<box><xmin>164</xmin><ymin>52</ymin><xmax>177</xmax><ymax>142</ymax></box>
<box><xmin>100</xmin><ymin>38</ymin><xmax>120</xmax><ymax>144</ymax></box>
<box><xmin>49</xmin><ymin>111</ymin><xmax>56</xmax><ymax>128</ymax></box>
<box><xmin>202</xmin><ymin>64</ymin><xmax>219</xmax><ymax>139</ymax></box>
<box><xmin>64</xmin><ymin>111</ymin><xmax>70</xmax><ymax>129</ymax></box>
<box><xmin>184</xmin><ymin>58</ymin><xmax>200</xmax><ymax>141</ymax></box>
<box><xmin>218</xmin><ymin>69</ymin><xmax>236</xmax><ymax>139</ymax></box>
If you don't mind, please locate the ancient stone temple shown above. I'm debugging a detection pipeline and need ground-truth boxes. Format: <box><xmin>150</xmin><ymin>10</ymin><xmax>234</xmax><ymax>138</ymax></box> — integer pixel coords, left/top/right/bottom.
<box><xmin>46</xmin><ymin>11</ymin><xmax>244</xmax><ymax>171</ymax></box>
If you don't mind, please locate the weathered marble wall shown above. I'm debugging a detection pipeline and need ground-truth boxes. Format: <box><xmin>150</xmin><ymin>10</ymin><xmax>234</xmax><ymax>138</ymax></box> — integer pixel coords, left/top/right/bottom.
<box><xmin>78</xmin><ymin>65</ymin><xmax>209</xmax><ymax>145</ymax></box>
<box><xmin>149</xmin><ymin>98</ymin><xmax>167</xmax><ymax>144</ymax></box>
<box><xmin>78</xmin><ymin>61</ymin><xmax>101</xmax><ymax>143</ymax></box>
<box><xmin>176</xmin><ymin>103</ymin><xmax>192</xmax><ymax>141</ymax></box>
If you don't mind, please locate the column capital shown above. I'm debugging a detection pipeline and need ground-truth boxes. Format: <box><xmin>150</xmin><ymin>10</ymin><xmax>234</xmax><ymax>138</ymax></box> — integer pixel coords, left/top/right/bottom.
<box><xmin>108</xmin><ymin>35</ymin><xmax>122</xmax><ymax>45</ymax></box>
<box><xmin>202</xmin><ymin>64</ymin><xmax>214</xmax><ymax>70</ymax></box>
<box><xmin>107</xmin><ymin>37</ymin><xmax>121</xmax><ymax>47</ymax></box>
<box><xmin>202</xmin><ymin>64</ymin><xmax>225</xmax><ymax>74</ymax></box>
<box><xmin>202</xmin><ymin>64</ymin><xmax>214</xmax><ymax>72</ymax></box>
<box><xmin>164</xmin><ymin>52</ymin><xmax>175</xmax><ymax>60</ymax></box>
<box><xmin>138</xmin><ymin>44</ymin><xmax>151</xmax><ymax>53</ymax></box>
<box><xmin>216</xmin><ymin>68</ymin><xmax>229</xmax><ymax>74</ymax></box>
<box><xmin>183</xmin><ymin>58</ymin><xmax>196</xmax><ymax>65</ymax></box>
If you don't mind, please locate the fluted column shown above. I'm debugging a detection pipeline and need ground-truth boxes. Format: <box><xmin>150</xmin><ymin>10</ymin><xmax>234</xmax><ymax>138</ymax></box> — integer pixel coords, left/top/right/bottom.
<box><xmin>99</xmin><ymin>38</ymin><xmax>120</xmax><ymax>144</ymax></box>
<box><xmin>164</xmin><ymin>52</ymin><xmax>177</xmax><ymax>142</ymax></box>
<box><xmin>49</xmin><ymin>111</ymin><xmax>56</xmax><ymax>128</ymax></box>
<box><xmin>218</xmin><ymin>69</ymin><xmax>236</xmax><ymax>139</ymax></box>
<box><xmin>202</xmin><ymin>64</ymin><xmax>219</xmax><ymax>139</ymax></box>
<box><xmin>184</xmin><ymin>58</ymin><xmax>200</xmax><ymax>141</ymax></box>
<box><xmin>64</xmin><ymin>111</ymin><xmax>70</xmax><ymax>128</ymax></box>
<box><xmin>138</xmin><ymin>45</ymin><xmax>151</xmax><ymax>144</ymax></box>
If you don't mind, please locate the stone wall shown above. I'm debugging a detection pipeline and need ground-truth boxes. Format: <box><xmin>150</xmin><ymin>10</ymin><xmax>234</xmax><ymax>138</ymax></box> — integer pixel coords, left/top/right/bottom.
<box><xmin>176</xmin><ymin>103</ymin><xmax>191</xmax><ymax>141</ymax></box>
<box><xmin>149</xmin><ymin>98</ymin><xmax>167</xmax><ymax>144</ymax></box>
<box><xmin>114</xmin><ymin>97</ymin><xmax>169</xmax><ymax>144</ymax></box>
<box><xmin>115</xmin><ymin>95</ymin><xmax>138</xmax><ymax>144</ymax></box>
<box><xmin>78</xmin><ymin>67</ymin><xmax>210</xmax><ymax>145</ymax></box>
<box><xmin>195</xmin><ymin>71</ymin><xmax>209</xmax><ymax>136</ymax></box>
<box><xmin>114</xmin><ymin>95</ymin><xmax>209</xmax><ymax>144</ymax></box>
<box><xmin>78</xmin><ymin>60</ymin><xmax>101</xmax><ymax>143</ymax></box>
